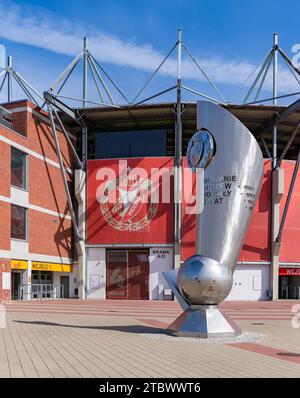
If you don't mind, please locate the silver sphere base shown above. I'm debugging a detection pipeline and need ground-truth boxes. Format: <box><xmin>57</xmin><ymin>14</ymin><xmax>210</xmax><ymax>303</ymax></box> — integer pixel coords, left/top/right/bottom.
<box><xmin>167</xmin><ymin>305</ymin><xmax>241</xmax><ymax>338</ymax></box>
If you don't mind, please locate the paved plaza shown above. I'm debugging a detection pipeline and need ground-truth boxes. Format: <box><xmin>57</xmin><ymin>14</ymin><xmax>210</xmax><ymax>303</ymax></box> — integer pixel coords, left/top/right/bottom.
<box><xmin>0</xmin><ymin>299</ymin><xmax>300</xmax><ymax>378</ymax></box>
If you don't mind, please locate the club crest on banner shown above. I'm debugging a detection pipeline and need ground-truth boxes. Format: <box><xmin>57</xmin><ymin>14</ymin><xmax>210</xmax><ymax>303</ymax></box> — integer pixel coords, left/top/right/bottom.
<box><xmin>98</xmin><ymin>170</ymin><xmax>159</xmax><ymax>232</ymax></box>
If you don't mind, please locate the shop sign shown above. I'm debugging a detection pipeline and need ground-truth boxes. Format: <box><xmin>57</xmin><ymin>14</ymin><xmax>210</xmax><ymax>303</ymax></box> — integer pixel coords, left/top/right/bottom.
<box><xmin>279</xmin><ymin>267</ymin><xmax>300</xmax><ymax>276</ymax></box>
<box><xmin>11</xmin><ymin>260</ymin><xmax>28</xmax><ymax>270</ymax></box>
<box><xmin>32</xmin><ymin>262</ymin><xmax>72</xmax><ymax>273</ymax></box>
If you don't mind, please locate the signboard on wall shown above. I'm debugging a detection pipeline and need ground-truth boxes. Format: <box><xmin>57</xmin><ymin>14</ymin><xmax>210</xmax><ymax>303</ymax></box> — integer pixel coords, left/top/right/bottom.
<box><xmin>11</xmin><ymin>260</ymin><xmax>28</xmax><ymax>270</ymax></box>
<box><xmin>87</xmin><ymin>158</ymin><xmax>174</xmax><ymax>245</ymax></box>
<box><xmin>90</xmin><ymin>274</ymin><xmax>101</xmax><ymax>289</ymax></box>
<box><xmin>32</xmin><ymin>262</ymin><xmax>72</xmax><ymax>273</ymax></box>
<box><xmin>279</xmin><ymin>267</ymin><xmax>300</xmax><ymax>276</ymax></box>
<box><xmin>149</xmin><ymin>247</ymin><xmax>173</xmax><ymax>300</ymax></box>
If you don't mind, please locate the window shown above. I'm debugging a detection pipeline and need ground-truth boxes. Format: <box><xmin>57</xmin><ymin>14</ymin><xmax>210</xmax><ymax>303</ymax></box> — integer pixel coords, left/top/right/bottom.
<box><xmin>11</xmin><ymin>205</ymin><xmax>27</xmax><ymax>240</ymax></box>
<box><xmin>11</xmin><ymin>148</ymin><xmax>27</xmax><ymax>190</ymax></box>
<box><xmin>95</xmin><ymin>130</ymin><xmax>167</xmax><ymax>159</ymax></box>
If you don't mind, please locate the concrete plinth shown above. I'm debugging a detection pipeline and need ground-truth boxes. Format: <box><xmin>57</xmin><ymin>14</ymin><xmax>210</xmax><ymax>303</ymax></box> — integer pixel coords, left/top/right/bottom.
<box><xmin>167</xmin><ymin>305</ymin><xmax>241</xmax><ymax>338</ymax></box>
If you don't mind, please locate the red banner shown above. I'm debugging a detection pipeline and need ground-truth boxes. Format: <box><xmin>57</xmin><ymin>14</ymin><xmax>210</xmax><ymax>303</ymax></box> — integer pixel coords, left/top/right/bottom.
<box><xmin>87</xmin><ymin>157</ymin><xmax>300</xmax><ymax>263</ymax></box>
<box><xmin>87</xmin><ymin>158</ymin><xmax>174</xmax><ymax>245</ymax></box>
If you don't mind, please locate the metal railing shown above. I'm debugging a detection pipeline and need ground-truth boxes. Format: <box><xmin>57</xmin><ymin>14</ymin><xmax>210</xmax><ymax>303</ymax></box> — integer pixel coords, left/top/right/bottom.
<box><xmin>280</xmin><ymin>286</ymin><xmax>300</xmax><ymax>300</ymax></box>
<box><xmin>18</xmin><ymin>284</ymin><xmax>64</xmax><ymax>301</ymax></box>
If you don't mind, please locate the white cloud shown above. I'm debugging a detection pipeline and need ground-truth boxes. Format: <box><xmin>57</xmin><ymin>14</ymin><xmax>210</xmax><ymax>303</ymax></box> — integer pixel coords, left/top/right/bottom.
<box><xmin>0</xmin><ymin>0</ymin><xmax>299</xmax><ymax>102</ymax></box>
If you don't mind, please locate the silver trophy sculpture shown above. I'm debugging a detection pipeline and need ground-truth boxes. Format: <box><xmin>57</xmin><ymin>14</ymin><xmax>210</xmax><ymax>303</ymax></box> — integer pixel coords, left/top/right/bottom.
<box><xmin>164</xmin><ymin>101</ymin><xmax>264</xmax><ymax>337</ymax></box>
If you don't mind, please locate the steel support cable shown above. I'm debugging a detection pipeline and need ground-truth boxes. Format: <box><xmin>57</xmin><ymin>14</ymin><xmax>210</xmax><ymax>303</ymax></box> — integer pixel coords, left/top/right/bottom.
<box><xmin>0</xmin><ymin>69</ymin><xmax>6</xmax><ymax>89</ymax></box>
<box><xmin>87</xmin><ymin>56</ymin><xmax>104</xmax><ymax>102</ymax></box>
<box><xmin>57</xmin><ymin>60</ymin><xmax>80</xmax><ymax>96</ymax></box>
<box><xmin>242</xmin><ymin>90</ymin><xmax>300</xmax><ymax>106</ymax></box>
<box><xmin>12</xmin><ymin>72</ymin><xmax>36</xmax><ymax>104</ymax></box>
<box><xmin>89</xmin><ymin>53</ymin><xmax>130</xmax><ymax>104</ymax></box>
<box><xmin>254</xmin><ymin>52</ymin><xmax>273</xmax><ymax>101</ymax></box>
<box><xmin>278</xmin><ymin>47</ymin><xmax>300</xmax><ymax>77</ymax></box>
<box><xmin>281</xmin><ymin>55</ymin><xmax>300</xmax><ymax>86</ymax></box>
<box><xmin>47</xmin><ymin>103</ymin><xmax>82</xmax><ymax>242</ymax></box>
<box><xmin>231</xmin><ymin>50</ymin><xmax>273</xmax><ymax>103</ymax></box>
<box><xmin>54</xmin><ymin>94</ymin><xmax>119</xmax><ymax>108</ymax></box>
<box><xmin>0</xmin><ymin>71</ymin><xmax>7</xmax><ymax>92</ymax></box>
<box><xmin>132</xmin><ymin>85</ymin><xmax>177</xmax><ymax>106</ymax></box>
<box><xmin>182</xmin><ymin>85</ymin><xmax>225</xmax><ymax>105</ymax></box>
<box><xmin>39</xmin><ymin>63</ymin><xmax>79</xmax><ymax>110</ymax></box>
<box><xmin>132</xmin><ymin>42</ymin><xmax>178</xmax><ymax>104</ymax></box>
<box><xmin>88</xmin><ymin>55</ymin><xmax>115</xmax><ymax>104</ymax></box>
<box><xmin>11</xmin><ymin>71</ymin><xmax>39</xmax><ymax>106</ymax></box>
<box><xmin>13</xmin><ymin>70</ymin><xmax>44</xmax><ymax>101</ymax></box>
<box><xmin>49</xmin><ymin>51</ymin><xmax>83</xmax><ymax>93</ymax></box>
<box><xmin>182</xmin><ymin>43</ymin><xmax>226</xmax><ymax>102</ymax></box>
<box><xmin>243</xmin><ymin>50</ymin><xmax>274</xmax><ymax>104</ymax></box>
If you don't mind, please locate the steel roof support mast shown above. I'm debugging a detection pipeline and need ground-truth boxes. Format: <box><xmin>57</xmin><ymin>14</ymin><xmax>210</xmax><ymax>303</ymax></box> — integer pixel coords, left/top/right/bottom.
<box><xmin>174</xmin><ymin>29</ymin><xmax>183</xmax><ymax>270</ymax></box>
<box><xmin>7</xmin><ymin>56</ymin><xmax>12</xmax><ymax>102</ymax></box>
<box><xmin>270</xmin><ymin>33</ymin><xmax>281</xmax><ymax>301</ymax></box>
<box><xmin>273</xmin><ymin>33</ymin><xmax>278</xmax><ymax>167</ymax></box>
<box><xmin>82</xmin><ymin>37</ymin><xmax>88</xmax><ymax>168</ymax></box>
<box><xmin>81</xmin><ymin>37</ymin><xmax>88</xmax><ymax>300</ymax></box>
<box><xmin>83</xmin><ymin>37</ymin><xmax>88</xmax><ymax>109</ymax></box>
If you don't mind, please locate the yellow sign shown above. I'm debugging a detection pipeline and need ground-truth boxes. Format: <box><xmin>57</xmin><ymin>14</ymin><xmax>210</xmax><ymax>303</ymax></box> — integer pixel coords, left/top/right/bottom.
<box><xmin>32</xmin><ymin>262</ymin><xmax>72</xmax><ymax>273</ymax></box>
<box><xmin>11</xmin><ymin>260</ymin><xmax>28</xmax><ymax>270</ymax></box>
<box><xmin>10</xmin><ymin>260</ymin><xmax>72</xmax><ymax>273</ymax></box>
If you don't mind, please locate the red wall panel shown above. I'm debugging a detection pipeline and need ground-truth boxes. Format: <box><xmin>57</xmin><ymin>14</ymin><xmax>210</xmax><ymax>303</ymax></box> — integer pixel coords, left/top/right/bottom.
<box><xmin>238</xmin><ymin>160</ymin><xmax>271</xmax><ymax>262</ymax></box>
<box><xmin>280</xmin><ymin>160</ymin><xmax>300</xmax><ymax>262</ymax></box>
<box><xmin>182</xmin><ymin>159</ymin><xmax>272</xmax><ymax>262</ymax></box>
<box><xmin>87</xmin><ymin>156</ymin><xmax>300</xmax><ymax>265</ymax></box>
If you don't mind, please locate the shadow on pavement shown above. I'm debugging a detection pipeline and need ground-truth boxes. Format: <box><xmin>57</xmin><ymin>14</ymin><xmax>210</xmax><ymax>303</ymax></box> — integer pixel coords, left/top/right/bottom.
<box><xmin>13</xmin><ymin>320</ymin><xmax>168</xmax><ymax>335</ymax></box>
<box><xmin>276</xmin><ymin>352</ymin><xmax>300</xmax><ymax>358</ymax></box>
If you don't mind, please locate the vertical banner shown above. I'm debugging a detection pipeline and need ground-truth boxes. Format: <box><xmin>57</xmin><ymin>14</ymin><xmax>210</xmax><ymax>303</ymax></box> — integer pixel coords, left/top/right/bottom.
<box><xmin>87</xmin><ymin>157</ymin><xmax>174</xmax><ymax>245</ymax></box>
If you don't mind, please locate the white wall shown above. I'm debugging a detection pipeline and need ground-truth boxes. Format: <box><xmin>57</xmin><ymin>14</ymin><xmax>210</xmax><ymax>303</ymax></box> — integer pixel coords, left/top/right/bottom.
<box><xmin>85</xmin><ymin>247</ymin><xmax>175</xmax><ymax>301</ymax></box>
<box><xmin>86</xmin><ymin>248</ymin><xmax>106</xmax><ymax>299</ymax></box>
<box><xmin>149</xmin><ymin>247</ymin><xmax>173</xmax><ymax>300</ymax></box>
<box><xmin>22</xmin><ymin>260</ymin><xmax>31</xmax><ymax>301</ymax></box>
<box><xmin>226</xmin><ymin>265</ymin><xmax>270</xmax><ymax>301</ymax></box>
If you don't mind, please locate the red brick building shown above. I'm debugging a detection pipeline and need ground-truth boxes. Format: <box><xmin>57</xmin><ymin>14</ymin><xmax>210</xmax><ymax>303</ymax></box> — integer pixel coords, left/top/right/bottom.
<box><xmin>0</xmin><ymin>99</ymin><xmax>77</xmax><ymax>302</ymax></box>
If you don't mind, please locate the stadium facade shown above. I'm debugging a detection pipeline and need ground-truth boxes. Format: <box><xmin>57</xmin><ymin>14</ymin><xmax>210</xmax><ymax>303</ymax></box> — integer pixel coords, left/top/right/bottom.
<box><xmin>1</xmin><ymin>32</ymin><xmax>300</xmax><ymax>302</ymax></box>
<box><xmin>1</xmin><ymin>99</ymin><xmax>300</xmax><ymax>302</ymax></box>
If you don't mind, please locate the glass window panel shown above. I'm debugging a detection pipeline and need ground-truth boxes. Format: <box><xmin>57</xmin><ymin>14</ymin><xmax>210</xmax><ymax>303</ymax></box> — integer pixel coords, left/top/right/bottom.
<box><xmin>95</xmin><ymin>130</ymin><xmax>167</xmax><ymax>159</ymax></box>
<box><xmin>11</xmin><ymin>148</ymin><xmax>27</xmax><ymax>189</ymax></box>
<box><xmin>11</xmin><ymin>205</ymin><xmax>27</xmax><ymax>240</ymax></box>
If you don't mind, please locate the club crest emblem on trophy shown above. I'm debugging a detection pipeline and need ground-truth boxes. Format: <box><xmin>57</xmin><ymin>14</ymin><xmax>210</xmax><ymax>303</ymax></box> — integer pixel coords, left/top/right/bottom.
<box><xmin>164</xmin><ymin>101</ymin><xmax>264</xmax><ymax>338</ymax></box>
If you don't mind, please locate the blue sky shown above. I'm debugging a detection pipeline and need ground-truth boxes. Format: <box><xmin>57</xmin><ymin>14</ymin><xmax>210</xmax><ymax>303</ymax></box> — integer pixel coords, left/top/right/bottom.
<box><xmin>1</xmin><ymin>0</ymin><xmax>300</xmax><ymax>106</ymax></box>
